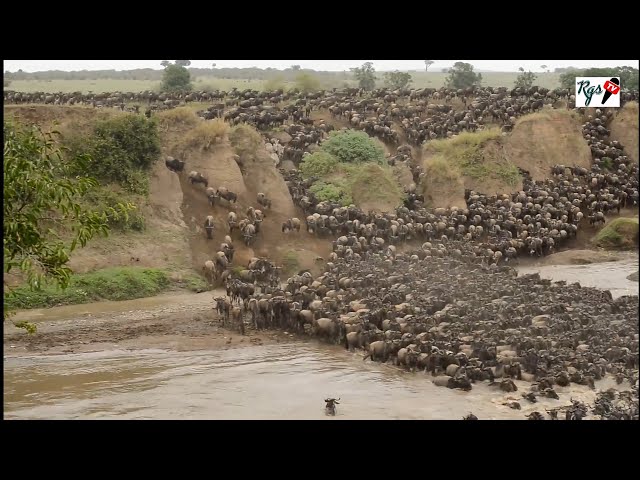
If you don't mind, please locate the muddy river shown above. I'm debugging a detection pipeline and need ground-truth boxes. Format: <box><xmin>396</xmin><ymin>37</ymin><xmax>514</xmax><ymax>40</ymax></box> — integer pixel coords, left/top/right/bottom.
<box><xmin>517</xmin><ymin>252</ymin><xmax>638</xmax><ymax>299</ymax></box>
<box><xmin>4</xmin><ymin>257</ymin><xmax>637</xmax><ymax>420</ymax></box>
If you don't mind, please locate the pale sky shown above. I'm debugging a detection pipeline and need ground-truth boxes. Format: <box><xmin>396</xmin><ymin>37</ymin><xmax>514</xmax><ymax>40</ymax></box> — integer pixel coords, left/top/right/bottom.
<box><xmin>4</xmin><ymin>60</ymin><xmax>639</xmax><ymax>73</ymax></box>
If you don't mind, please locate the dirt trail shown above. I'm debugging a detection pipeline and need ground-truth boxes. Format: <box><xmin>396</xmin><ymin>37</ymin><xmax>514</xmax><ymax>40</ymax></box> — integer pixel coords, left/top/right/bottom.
<box><xmin>162</xmin><ymin>129</ymin><xmax>331</xmax><ymax>275</ymax></box>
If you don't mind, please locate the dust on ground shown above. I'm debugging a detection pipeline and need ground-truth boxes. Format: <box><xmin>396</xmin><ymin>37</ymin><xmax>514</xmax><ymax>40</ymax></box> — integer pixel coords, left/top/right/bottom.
<box><xmin>4</xmin><ymin>290</ymin><xmax>305</xmax><ymax>357</ymax></box>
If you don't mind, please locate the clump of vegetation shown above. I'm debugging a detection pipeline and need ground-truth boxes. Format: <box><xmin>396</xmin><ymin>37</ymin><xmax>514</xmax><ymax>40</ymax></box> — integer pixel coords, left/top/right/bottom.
<box><xmin>5</xmin><ymin>267</ymin><xmax>173</xmax><ymax>310</ymax></box>
<box><xmin>348</xmin><ymin>163</ymin><xmax>404</xmax><ymax>207</ymax></box>
<box><xmin>82</xmin><ymin>187</ymin><xmax>146</xmax><ymax>232</ymax></box>
<box><xmin>384</xmin><ymin>71</ymin><xmax>412</xmax><ymax>89</ymax></box>
<box><xmin>160</xmin><ymin>60</ymin><xmax>192</xmax><ymax>92</ymax></box>
<box><xmin>309</xmin><ymin>180</ymin><xmax>353</xmax><ymax>205</ymax></box>
<box><xmin>3</xmin><ymin>122</ymin><xmax>134</xmax><ymax>329</ymax></box>
<box><xmin>600</xmin><ymin>157</ymin><xmax>613</xmax><ymax>171</ymax></box>
<box><xmin>185</xmin><ymin>119</ymin><xmax>230</xmax><ymax>150</ymax></box>
<box><xmin>424</xmin><ymin>128</ymin><xmax>521</xmax><ymax>186</ymax></box>
<box><xmin>446</xmin><ymin>62</ymin><xmax>482</xmax><ymax>89</ymax></box>
<box><xmin>229</xmin><ymin>124</ymin><xmax>263</xmax><ymax>161</ymax></box>
<box><xmin>231</xmin><ymin>265</ymin><xmax>245</xmax><ymax>275</ymax></box>
<box><xmin>156</xmin><ymin>107</ymin><xmax>199</xmax><ymax>130</ymax></box>
<box><xmin>281</xmin><ymin>251</ymin><xmax>300</xmax><ymax>276</ymax></box>
<box><xmin>321</xmin><ymin>130</ymin><xmax>385</xmax><ymax>164</ymax></box>
<box><xmin>351</xmin><ymin>62</ymin><xmax>376</xmax><ymax>91</ymax></box>
<box><xmin>299</xmin><ymin>151</ymin><xmax>339</xmax><ymax>177</ymax></box>
<box><xmin>299</xmin><ymin>130</ymin><xmax>402</xmax><ymax>208</ymax></box>
<box><xmin>64</xmin><ymin>114</ymin><xmax>161</xmax><ymax>195</ymax></box>
<box><xmin>593</xmin><ymin>218</ymin><xmax>639</xmax><ymax>249</ymax></box>
<box><xmin>514</xmin><ymin>67</ymin><xmax>537</xmax><ymax>89</ymax></box>
<box><xmin>423</xmin><ymin>156</ymin><xmax>462</xmax><ymax>184</ymax></box>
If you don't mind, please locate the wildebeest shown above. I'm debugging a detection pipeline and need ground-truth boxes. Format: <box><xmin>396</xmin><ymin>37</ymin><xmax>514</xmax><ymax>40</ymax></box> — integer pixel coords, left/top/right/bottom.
<box><xmin>282</xmin><ymin>217</ymin><xmax>301</xmax><ymax>233</ymax></box>
<box><xmin>189</xmin><ymin>171</ymin><xmax>208</xmax><ymax>188</ymax></box>
<box><xmin>204</xmin><ymin>215</ymin><xmax>215</xmax><ymax>239</ymax></box>
<box><xmin>165</xmin><ymin>156</ymin><xmax>185</xmax><ymax>172</ymax></box>
<box><xmin>206</xmin><ymin>187</ymin><xmax>217</xmax><ymax>207</ymax></box>
<box><xmin>217</xmin><ymin>186</ymin><xmax>238</xmax><ymax>203</ymax></box>
<box><xmin>257</xmin><ymin>192</ymin><xmax>272</xmax><ymax>209</ymax></box>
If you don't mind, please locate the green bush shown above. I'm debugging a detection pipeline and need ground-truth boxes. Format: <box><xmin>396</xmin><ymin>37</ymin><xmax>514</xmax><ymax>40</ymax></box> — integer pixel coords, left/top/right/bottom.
<box><xmin>299</xmin><ymin>151</ymin><xmax>339</xmax><ymax>178</ymax></box>
<box><xmin>593</xmin><ymin>218</ymin><xmax>639</xmax><ymax>249</ymax></box>
<box><xmin>310</xmin><ymin>180</ymin><xmax>353</xmax><ymax>205</ymax></box>
<box><xmin>82</xmin><ymin>187</ymin><xmax>146</xmax><ymax>232</ymax></box>
<box><xmin>5</xmin><ymin>267</ymin><xmax>172</xmax><ymax>310</ymax></box>
<box><xmin>282</xmin><ymin>251</ymin><xmax>300</xmax><ymax>275</ymax></box>
<box><xmin>66</xmin><ymin>114</ymin><xmax>161</xmax><ymax>194</ymax></box>
<box><xmin>322</xmin><ymin>130</ymin><xmax>385</xmax><ymax>164</ymax></box>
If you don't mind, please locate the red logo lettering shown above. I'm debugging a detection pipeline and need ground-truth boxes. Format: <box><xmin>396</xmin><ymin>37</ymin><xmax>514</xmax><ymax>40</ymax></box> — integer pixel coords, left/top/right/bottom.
<box><xmin>603</xmin><ymin>81</ymin><xmax>620</xmax><ymax>95</ymax></box>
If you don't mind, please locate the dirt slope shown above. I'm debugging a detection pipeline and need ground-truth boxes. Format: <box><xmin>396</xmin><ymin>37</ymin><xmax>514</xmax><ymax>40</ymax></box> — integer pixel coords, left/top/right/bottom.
<box><xmin>161</xmin><ymin>124</ymin><xmax>330</xmax><ymax>276</ymax></box>
<box><xmin>504</xmin><ymin>109</ymin><xmax>592</xmax><ymax>181</ymax></box>
<box><xmin>610</xmin><ymin>102</ymin><xmax>639</xmax><ymax>163</ymax></box>
<box><xmin>420</xmin><ymin>109</ymin><xmax>592</xmax><ymax>208</ymax></box>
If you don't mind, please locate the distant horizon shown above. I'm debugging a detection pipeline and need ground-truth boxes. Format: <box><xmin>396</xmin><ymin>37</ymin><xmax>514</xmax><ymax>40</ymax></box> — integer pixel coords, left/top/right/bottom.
<box><xmin>4</xmin><ymin>60</ymin><xmax>638</xmax><ymax>73</ymax></box>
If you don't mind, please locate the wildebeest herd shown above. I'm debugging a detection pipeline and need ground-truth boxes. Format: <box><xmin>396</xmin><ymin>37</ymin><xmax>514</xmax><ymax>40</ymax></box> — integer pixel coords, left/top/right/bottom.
<box><xmin>8</xmin><ymin>83</ymin><xmax>638</xmax><ymax>419</ymax></box>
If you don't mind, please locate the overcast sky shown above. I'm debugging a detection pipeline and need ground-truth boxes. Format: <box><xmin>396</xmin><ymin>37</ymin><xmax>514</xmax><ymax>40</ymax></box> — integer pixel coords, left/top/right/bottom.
<box><xmin>4</xmin><ymin>60</ymin><xmax>639</xmax><ymax>73</ymax></box>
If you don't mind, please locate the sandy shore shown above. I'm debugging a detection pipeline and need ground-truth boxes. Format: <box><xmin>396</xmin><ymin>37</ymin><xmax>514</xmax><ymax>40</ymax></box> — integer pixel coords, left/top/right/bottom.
<box><xmin>3</xmin><ymin>290</ymin><xmax>305</xmax><ymax>358</ymax></box>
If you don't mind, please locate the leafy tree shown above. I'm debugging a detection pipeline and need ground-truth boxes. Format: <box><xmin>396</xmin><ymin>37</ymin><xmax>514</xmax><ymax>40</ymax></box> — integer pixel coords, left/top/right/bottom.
<box><xmin>295</xmin><ymin>72</ymin><xmax>320</xmax><ymax>92</ymax></box>
<box><xmin>559</xmin><ymin>66</ymin><xmax>638</xmax><ymax>92</ymax></box>
<box><xmin>175</xmin><ymin>60</ymin><xmax>191</xmax><ymax>67</ymax></box>
<box><xmin>584</xmin><ymin>66</ymin><xmax>639</xmax><ymax>90</ymax></box>
<box><xmin>445</xmin><ymin>62</ymin><xmax>482</xmax><ymax>89</ymax></box>
<box><xmin>351</xmin><ymin>62</ymin><xmax>376</xmax><ymax>91</ymax></box>
<box><xmin>3</xmin><ymin>122</ymin><xmax>133</xmax><ymax>330</ymax></box>
<box><xmin>161</xmin><ymin>62</ymin><xmax>192</xmax><ymax>92</ymax></box>
<box><xmin>291</xmin><ymin>65</ymin><xmax>301</xmax><ymax>71</ymax></box>
<box><xmin>321</xmin><ymin>130</ymin><xmax>385</xmax><ymax>164</ymax></box>
<box><xmin>424</xmin><ymin>60</ymin><xmax>435</xmax><ymax>72</ymax></box>
<box><xmin>211</xmin><ymin>63</ymin><xmax>217</xmax><ymax>68</ymax></box>
<box><xmin>160</xmin><ymin>60</ymin><xmax>170</xmax><ymax>68</ymax></box>
<box><xmin>540</xmin><ymin>64</ymin><xmax>549</xmax><ymax>73</ymax></box>
<box><xmin>617</xmin><ymin>66</ymin><xmax>639</xmax><ymax>90</ymax></box>
<box><xmin>514</xmin><ymin>68</ymin><xmax>537</xmax><ymax>89</ymax></box>
<box><xmin>559</xmin><ymin>69</ymin><xmax>583</xmax><ymax>90</ymax></box>
<box><xmin>383</xmin><ymin>70</ymin><xmax>412</xmax><ymax>89</ymax></box>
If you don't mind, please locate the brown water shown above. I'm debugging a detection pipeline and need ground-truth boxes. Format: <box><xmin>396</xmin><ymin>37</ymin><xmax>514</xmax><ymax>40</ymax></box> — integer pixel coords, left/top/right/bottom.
<box><xmin>4</xmin><ymin>258</ymin><xmax>637</xmax><ymax>420</ymax></box>
<box><xmin>4</xmin><ymin>343</ymin><xmax>620</xmax><ymax>420</ymax></box>
<box><xmin>517</xmin><ymin>253</ymin><xmax>639</xmax><ymax>299</ymax></box>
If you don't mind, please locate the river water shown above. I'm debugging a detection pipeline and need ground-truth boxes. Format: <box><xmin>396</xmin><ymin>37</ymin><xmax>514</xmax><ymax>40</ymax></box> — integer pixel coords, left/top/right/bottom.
<box><xmin>517</xmin><ymin>253</ymin><xmax>638</xmax><ymax>299</ymax></box>
<box><xmin>4</xmin><ymin>257</ymin><xmax>637</xmax><ymax>420</ymax></box>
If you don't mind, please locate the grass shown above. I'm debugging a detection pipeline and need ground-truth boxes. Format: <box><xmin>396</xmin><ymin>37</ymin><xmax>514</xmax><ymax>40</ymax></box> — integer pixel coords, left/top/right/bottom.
<box><xmin>184</xmin><ymin>119</ymin><xmax>230</xmax><ymax>150</ymax></box>
<box><xmin>80</xmin><ymin>184</ymin><xmax>147</xmax><ymax>232</ymax></box>
<box><xmin>424</xmin><ymin>128</ymin><xmax>522</xmax><ymax>187</ymax></box>
<box><xmin>593</xmin><ymin>218</ymin><xmax>639</xmax><ymax>249</ymax></box>
<box><xmin>4</xmin><ymin>267</ymin><xmax>174</xmax><ymax>310</ymax></box>
<box><xmin>155</xmin><ymin>107</ymin><xmax>199</xmax><ymax>130</ymax></box>
<box><xmin>5</xmin><ymin>72</ymin><xmax>563</xmax><ymax>94</ymax></box>
<box><xmin>282</xmin><ymin>251</ymin><xmax>300</xmax><ymax>275</ymax></box>
<box><xmin>347</xmin><ymin>163</ymin><xmax>404</xmax><ymax>208</ymax></box>
<box><xmin>229</xmin><ymin>124</ymin><xmax>263</xmax><ymax>160</ymax></box>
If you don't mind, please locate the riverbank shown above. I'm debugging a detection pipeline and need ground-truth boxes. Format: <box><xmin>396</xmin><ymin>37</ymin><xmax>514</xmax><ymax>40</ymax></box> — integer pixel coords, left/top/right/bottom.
<box><xmin>4</xmin><ymin>290</ymin><xmax>305</xmax><ymax>358</ymax></box>
<box><xmin>5</xmin><ymin>252</ymin><xmax>637</xmax><ymax>358</ymax></box>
